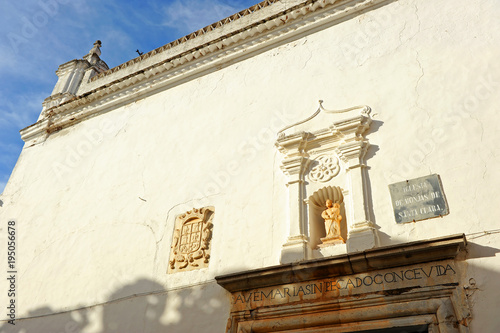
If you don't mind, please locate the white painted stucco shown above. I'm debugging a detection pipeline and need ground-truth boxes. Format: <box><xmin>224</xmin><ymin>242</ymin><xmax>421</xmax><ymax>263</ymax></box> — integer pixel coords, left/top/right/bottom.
<box><xmin>1</xmin><ymin>0</ymin><xmax>499</xmax><ymax>331</ymax></box>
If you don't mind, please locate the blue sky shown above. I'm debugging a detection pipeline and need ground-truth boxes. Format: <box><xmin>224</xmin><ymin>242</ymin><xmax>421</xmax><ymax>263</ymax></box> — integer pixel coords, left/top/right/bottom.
<box><xmin>0</xmin><ymin>0</ymin><xmax>259</xmax><ymax>193</ymax></box>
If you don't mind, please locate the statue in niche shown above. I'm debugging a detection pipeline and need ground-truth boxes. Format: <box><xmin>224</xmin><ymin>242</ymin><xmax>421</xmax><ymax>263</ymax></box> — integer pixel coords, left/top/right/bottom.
<box><xmin>320</xmin><ymin>199</ymin><xmax>345</xmax><ymax>244</ymax></box>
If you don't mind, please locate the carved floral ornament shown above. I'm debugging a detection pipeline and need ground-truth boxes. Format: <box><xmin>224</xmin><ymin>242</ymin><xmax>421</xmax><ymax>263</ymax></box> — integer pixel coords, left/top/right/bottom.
<box><xmin>168</xmin><ymin>206</ymin><xmax>214</xmax><ymax>273</ymax></box>
<box><xmin>308</xmin><ymin>154</ymin><xmax>340</xmax><ymax>183</ymax></box>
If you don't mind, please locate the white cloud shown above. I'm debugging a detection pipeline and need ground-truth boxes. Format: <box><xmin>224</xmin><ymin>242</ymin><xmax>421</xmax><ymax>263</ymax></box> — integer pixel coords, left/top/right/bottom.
<box><xmin>102</xmin><ymin>29</ymin><xmax>133</xmax><ymax>51</ymax></box>
<box><xmin>0</xmin><ymin>111</ymin><xmax>29</xmax><ymax>131</ymax></box>
<box><xmin>162</xmin><ymin>0</ymin><xmax>240</xmax><ymax>33</ymax></box>
<box><xmin>0</xmin><ymin>142</ymin><xmax>21</xmax><ymax>165</ymax></box>
<box><xmin>0</xmin><ymin>90</ymin><xmax>47</xmax><ymax>130</ymax></box>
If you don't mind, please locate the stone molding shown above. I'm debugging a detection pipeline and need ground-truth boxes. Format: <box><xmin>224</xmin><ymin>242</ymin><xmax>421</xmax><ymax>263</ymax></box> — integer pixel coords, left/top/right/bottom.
<box><xmin>231</xmin><ymin>289</ymin><xmax>469</xmax><ymax>332</ymax></box>
<box><xmin>41</xmin><ymin>60</ymin><xmax>90</xmax><ymax>113</ymax></box>
<box><xmin>217</xmin><ymin>234</ymin><xmax>469</xmax><ymax>333</ymax></box>
<box><xmin>21</xmin><ymin>0</ymin><xmax>391</xmax><ymax>146</ymax></box>
<box><xmin>216</xmin><ymin>234</ymin><xmax>467</xmax><ymax>292</ymax></box>
<box><xmin>89</xmin><ymin>0</ymin><xmax>282</xmax><ymax>83</ymax></box>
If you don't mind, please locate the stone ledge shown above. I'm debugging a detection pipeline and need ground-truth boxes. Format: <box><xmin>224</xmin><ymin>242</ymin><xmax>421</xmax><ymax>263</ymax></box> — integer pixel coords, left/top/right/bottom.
<box><xmin>215</xmin><ymin>234</ymin><xmax>466</xmax><ymax>292</ymax></box>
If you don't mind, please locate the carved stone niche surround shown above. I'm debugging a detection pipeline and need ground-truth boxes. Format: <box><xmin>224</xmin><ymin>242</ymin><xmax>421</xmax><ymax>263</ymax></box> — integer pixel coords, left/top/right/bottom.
<box><xmin>275</xmin><ymin>102</ymin><xmax>377</xmax><ymax>263</ymax></box>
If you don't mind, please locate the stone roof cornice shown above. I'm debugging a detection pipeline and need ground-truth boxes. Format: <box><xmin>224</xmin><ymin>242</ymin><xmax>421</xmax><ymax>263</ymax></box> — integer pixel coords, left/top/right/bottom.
<box><xmin>21</xmin><ymin>0</ymin><xmax>389</xmax><ymax>145</ymax></box>
<box><xmin>90</xmin><ymin>0</ymin><xmax>282</xmax><ymax>83</ymax></box>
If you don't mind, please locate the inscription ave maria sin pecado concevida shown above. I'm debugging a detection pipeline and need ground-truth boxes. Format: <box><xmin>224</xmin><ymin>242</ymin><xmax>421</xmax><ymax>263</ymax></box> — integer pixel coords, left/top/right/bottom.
<box><xmin>234</xmin><ymin>263</ymin><xmax>456</xmax><ymax>305</ymax></box>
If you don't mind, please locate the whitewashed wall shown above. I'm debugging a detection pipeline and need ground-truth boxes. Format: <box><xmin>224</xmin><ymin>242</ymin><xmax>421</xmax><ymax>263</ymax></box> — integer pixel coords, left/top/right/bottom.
<box><xmin>1</xmin><ymin>0</ymin><xmax>499</xmax><ymax>331</ymax></box>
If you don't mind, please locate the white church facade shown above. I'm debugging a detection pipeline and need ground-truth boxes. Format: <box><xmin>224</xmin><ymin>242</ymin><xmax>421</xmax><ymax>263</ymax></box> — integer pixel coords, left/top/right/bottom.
<box><xmin>1</xmin><ymin>0</ymin><xmax>499</xmax><ymax>332</ymax></box>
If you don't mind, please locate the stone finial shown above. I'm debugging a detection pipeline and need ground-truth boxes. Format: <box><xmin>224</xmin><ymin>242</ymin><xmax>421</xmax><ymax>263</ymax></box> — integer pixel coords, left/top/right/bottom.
<box><xmin>82</xmin><ymin>40</ymin><xmax>109</xmax><ymax>74</ymax></box>
<box><xmin>88</xmin><ymin>40</ymin><xmax>102</xmax><ymax>57</ymax></box>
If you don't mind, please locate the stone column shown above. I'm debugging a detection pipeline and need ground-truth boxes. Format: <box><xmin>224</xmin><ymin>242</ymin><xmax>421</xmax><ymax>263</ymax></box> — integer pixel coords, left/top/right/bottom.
<box><xmin>276</xmin><ymin>133</ymin><xmax>311</xmax><ymax>263</ymax></box>
<box><xmin>337</xmin><ymin>140</ymin><xmax>378</xmax><ymax>252</ymax></box>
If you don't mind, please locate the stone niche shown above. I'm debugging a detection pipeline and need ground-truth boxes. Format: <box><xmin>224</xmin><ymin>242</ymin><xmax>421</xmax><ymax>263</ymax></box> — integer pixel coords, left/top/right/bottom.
<box><xmin>307</xmin><ymin>186</ymin><xmax>348</xmax><ymax>250</ymax></box>
<box><xmin>275</xmin><ymin>101</ymin><xmax>378</xmax><ymax>263</ymax></box>
<box><xmin>168</xmin><ymin>206</ymin><xmax>214</xmax><ymax>273</ymax></box>
<box><xmin>216</xmin><ymin>234</ymin><xmax>470</xmax><ymax>333</ymax></box>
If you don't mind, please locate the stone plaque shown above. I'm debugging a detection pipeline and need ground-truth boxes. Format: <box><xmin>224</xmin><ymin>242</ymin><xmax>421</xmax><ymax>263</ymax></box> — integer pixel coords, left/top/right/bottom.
<box><xmin>389</xmin><ymin>174</ymin><xmax>448</xmax><ymax>223</ymax></box>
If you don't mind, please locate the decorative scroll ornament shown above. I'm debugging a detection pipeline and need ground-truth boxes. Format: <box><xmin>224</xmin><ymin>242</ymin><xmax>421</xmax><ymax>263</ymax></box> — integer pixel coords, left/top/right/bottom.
<box><xmin>308</xmin><ymin>155</ymin><xmax>340</xmax><ymax>183</ymax></box>
<box><xmin>277</xmin><ymin>100</ymin><xmax>371</xmax><ymax>138</ymax></box>
<box><xmin>169</xmin><ymin>206</ymin><xmax>214</xmax><ymax>273</ymax></box>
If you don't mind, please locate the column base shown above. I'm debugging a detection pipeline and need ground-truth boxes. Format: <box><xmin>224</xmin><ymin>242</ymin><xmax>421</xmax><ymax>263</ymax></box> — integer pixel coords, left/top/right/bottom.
<box><xmin>280</xmin><ymin>235</ymin><xmax>311</xmax><ymax>264</ymax></box>
<box><xmin>315</xmin><ymin>243</ymin><xmax>347</xmax><ymax>258</ymax></box>
<box><xmin>346</xmin><ymin>224</ymin><xmax>379</xmax><ymax>252</ymax></box>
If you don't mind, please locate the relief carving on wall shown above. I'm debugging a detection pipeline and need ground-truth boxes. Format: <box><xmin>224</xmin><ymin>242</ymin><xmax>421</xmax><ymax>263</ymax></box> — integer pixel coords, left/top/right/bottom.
<box><xmin>308</xmin><ymin>155</ymin><xmax>340</xmax><ymax>183</ymax></box>
<box><xmin>168</xmin><ymin>206</ymin><xmax>214</xmax><ymax>273</ymax></box>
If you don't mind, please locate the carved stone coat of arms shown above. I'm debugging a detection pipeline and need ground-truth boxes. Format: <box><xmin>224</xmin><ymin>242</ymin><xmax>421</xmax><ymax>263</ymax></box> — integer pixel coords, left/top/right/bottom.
<box><xmin>168</xmin><ymin>206</ymin><xmax>214</xmax><ymax>273</ymax></box>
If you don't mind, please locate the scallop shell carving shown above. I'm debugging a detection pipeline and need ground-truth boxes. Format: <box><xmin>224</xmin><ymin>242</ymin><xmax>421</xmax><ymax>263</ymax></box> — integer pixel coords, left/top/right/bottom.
<box><xmin>309</xmin><ymin>186</ymin><xmax>344</xmax><ymax>208</ymax></box>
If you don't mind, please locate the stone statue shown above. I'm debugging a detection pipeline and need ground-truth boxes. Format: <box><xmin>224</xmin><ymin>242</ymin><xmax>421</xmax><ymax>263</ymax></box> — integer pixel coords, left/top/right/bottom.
<box><xmin>320</xmin><ymin>199</ymin><xmax>345</xmax><ymax>244</ymax></box>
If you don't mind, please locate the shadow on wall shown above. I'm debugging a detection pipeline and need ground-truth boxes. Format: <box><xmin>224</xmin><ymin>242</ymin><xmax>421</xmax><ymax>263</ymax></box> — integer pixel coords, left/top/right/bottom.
<box><xmin>1</xmin><ymin>242</ymin><xmax>500</xmax><ymax>332</ymax></box>
<box><xmin>464</xmin><ymin>242</ymin><xmax>500</xmax><ymax>332</ymax></box>
<box><xmin>0</xmin><ymin>278</ymin><xmax>230</xmax><ymax>333</ymax></box>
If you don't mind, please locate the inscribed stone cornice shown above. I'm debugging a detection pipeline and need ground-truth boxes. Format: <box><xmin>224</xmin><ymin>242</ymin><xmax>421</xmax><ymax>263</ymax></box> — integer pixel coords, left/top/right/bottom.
<box><xmin>216</xmin><ymin>234</ymin><xmax>467</xmax><ymax>292</ymax></box>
